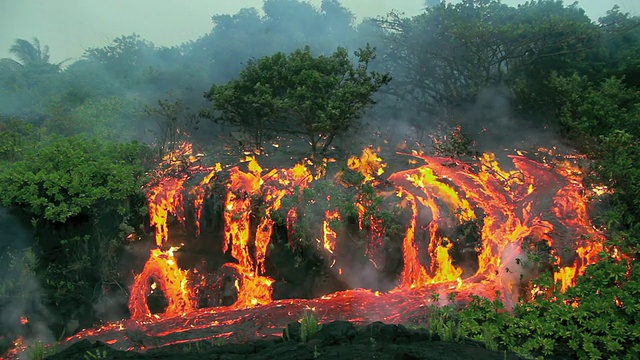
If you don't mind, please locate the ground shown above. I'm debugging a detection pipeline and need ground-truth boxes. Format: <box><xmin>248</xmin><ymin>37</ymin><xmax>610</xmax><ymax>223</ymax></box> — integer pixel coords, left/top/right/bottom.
<box><xmin>47</xmin><ymin>321</ymin><xmax>525</xmax><ymax>360</ymax></box>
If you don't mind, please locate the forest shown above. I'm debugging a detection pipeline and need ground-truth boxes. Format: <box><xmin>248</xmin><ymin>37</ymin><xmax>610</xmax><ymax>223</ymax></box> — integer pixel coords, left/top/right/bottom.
<box><xmin>1</xmin><ymin>0</ymin><xmax>639</xmax><ymax>359</ymax></box>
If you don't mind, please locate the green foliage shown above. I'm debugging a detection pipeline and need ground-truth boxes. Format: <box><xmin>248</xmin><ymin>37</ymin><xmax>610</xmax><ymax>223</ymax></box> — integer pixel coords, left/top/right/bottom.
<box><xmin>0</xmin><ymin>117</ymin><xmax>41</xmax><ymax>161</ymax></box>
<box><xmin>550</xmin><ymin>74</ymin><xmax>640</xmax><ymax>139</ymax></box>
<box><xmin>203</xmin><ymin>45</ymin><xmax>390</xmax><ymax>158</ymax></box>
<box><xmin>454</xmin><ymin>262</ymin><xmax>640</xmax><ymax>359</ymax></box>
<box><xmin>426</xmin><ymin>305</ymin><xmax>465</xmax><ymax>343</ymax></box>
<box><xmin>0</xmin><ymin>247</ymin><xmax>39</xmax><ymax>308</ymax></box>
<box><xmin>83</xmin><ymin>348</ymin><xmax>108</xmax><ymax>359</ymax></box>
<box><xmin>431</xmin><ymin>126</ymin><xmax>474</xmax><ymax>159</ymax></box>
<box><xmin>85</xmin><ymin>34</ymin><xmax>157</xmax><ymax>82</ymax></box>
<box><xmin>376</xmin><ymin>0</ymin><xmax>596</xmax><ymax>122</ymax></box>
<box><xmin>25</xmin><ymin>341</ymin><xmax>57</xmax><ymax>360</ymax></box>
<box><xmin>181</xmin><ymin>341</ymin><xmax>204</xmax><ymax>354</ymax></box>
<box><xmin>300</xmin><ymin>309</ymin><xmax>321</xmax><ymax>343</ymax></box>
<box><xmin>145</xmin><ymin>98</ymin><xmax>194</xmax><ymax>157</ymax></box>
<box><xmin>274</xmin><ymin>174</ymin><xmax>401</xmax><ymax>253</ymax></box>
<box><xmin>0</xmin><ymin>136</ymin><xmax>148</xmax><ymax>223</ymax></box>
<box><xmin>549</xmin><ymin>72</ymin><xmax>640</xmax><ymax>255</ymax></box>
<box><xmin>42</xmin><ymin>96</ymin><xmax>143</xmax><ymax>141</ymax></box>
<box><xmin>0</xmin><ymin>3</ymin><xmax>638</xmax><ymax>359</ymax></box>
<box><xmin>41</xmin><ymin>234</ymin><xmax>125</xmax><ymax>311</ymax></box>
<box><xmin>0</xmin><ymin>136</ymin><xmax>149</xmax><ymax>323</ymax></box>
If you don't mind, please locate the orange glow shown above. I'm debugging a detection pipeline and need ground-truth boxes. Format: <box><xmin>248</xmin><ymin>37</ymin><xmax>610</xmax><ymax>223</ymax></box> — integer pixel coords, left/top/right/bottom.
<box><xmin>322</xmin><ymin>210</ymin><xmax>340</xmax><ymax>254</ymax></box>
<box><xmin>357</xmin><ymin>202</ymin><xmax>386</xmax><ymax>267</ymax></box>
<box><xmin>347</xmin><ymin>147</ymin><xmax>386</xmax><ymax>182</ymax></box>
<box><xmin>554</xmin><ymin>266</ymin><xmax>577</xmax><ymax>292</ymax></box>
<box><xmin>129</xmin><ymin>248</ymin><xmax>194</xmax><ymax>319</ymax></box>
<box><xmin>2</xmin><ymin>145</ymin><xmax>612</xmax><ymax>360</ymax></box>
<box><xmin>119</xmin><ymin>142</ymin><xmax>606</xmax><ymax>335</ymax></box>
<box><xmin>191</xmin><ymin>163</ymin><xmax>221</xmax><ymax>236</ymax></box>
<box><xmin>147</xmin><ymin>176</ymin><xmax>187</xmax><ymax>246</ymax></box>
<box><xmin>431</xmin><ymin>240</ymin><xmax>463</xmax><ymax>283</ymax></box>
<box><xmin>396</xmin><ymin>192</ymin><xmax>431</xmax><ymax>288</ymax></box>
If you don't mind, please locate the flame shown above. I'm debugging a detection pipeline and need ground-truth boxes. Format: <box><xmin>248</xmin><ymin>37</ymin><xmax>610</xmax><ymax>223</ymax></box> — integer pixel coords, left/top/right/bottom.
<box><xmin>431</xmin><ymin>240</ymin><xmax>463</xmax><ymax>283</ymax></box>
<box><xmin>357</xmin><ymin>202</ymin><xmax>386</xmax><ymax>267</ymax></box>
<box><xmin>121</xmin><ymin>143</ymin><xmax>607</xmax><ymax>338</ymax></box>
<box><xmin>322</xmin><ymin>210</ymin><xmax>340</xmax><ymax>254</ymax></box>
<box><xmin>554</xmin><ymin>266</ymin><xmax>577</xmax><ymax>292</ymax></box>
<box><xmin>190</xmin><ymin>163</ymin><xmax>221</xmax><ymax>236</ymax></box>
<box><xmin>147</xmin><ymin>177</ymin><xmax>187</xmax><ymax>246</ymax></box>
<box><xmin>347</xmin><ymin>147</ymin><xmax>386</xmax><ymax>182</ymax></box>
<box><xmin>0</xmin><ymin>144</ymin><xmax>612</xmax><ymax>360</ymax></box>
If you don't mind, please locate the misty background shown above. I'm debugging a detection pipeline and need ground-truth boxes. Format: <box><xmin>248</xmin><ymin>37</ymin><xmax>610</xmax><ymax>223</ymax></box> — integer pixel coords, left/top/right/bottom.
<box><xmin>1</xmin><ymin>0</ymin><xmax>638</xmax><ymax>64</ymax></box>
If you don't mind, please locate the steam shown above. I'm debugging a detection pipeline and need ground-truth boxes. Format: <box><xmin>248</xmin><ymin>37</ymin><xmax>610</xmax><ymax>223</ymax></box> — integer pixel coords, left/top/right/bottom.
<box><xmin>0</xmin><ymin>208</ymin><xmax>55</xmax><ymax>349</ymax></box>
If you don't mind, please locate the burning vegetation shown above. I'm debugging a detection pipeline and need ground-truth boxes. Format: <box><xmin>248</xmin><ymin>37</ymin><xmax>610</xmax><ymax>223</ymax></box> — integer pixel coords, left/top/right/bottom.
<box><xmin>1</xmin><ymin>1</ymin><xmax>639</xmax><ymax>359</ymax></box>
<box><xmin>7</xmin><ymin>138</ymin><xmax>602</xmax><ymax>358</ymax></box>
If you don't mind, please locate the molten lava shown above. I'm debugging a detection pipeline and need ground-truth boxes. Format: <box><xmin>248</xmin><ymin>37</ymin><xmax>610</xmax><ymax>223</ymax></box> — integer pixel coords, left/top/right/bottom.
<box><xmin>133</xmin><ymin>144</ymin><xmax>605</xmax><ymax>320</ymax></box>
<box><xmin>2</xmin><ymin>143</ymin><xmax>609</xmax><ymax>360</ymax></box>
<box><xmin>129</xmin><ymin>247</ymin><xmax>194</xmax><ymax>319</ymax></box>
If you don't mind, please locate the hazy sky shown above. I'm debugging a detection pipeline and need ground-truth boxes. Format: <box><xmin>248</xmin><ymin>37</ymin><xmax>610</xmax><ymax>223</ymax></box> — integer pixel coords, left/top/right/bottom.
<box><xmin>1</xmin><ymin>0</ymin><xmax>638</xmax><ymax>63</ymax></box>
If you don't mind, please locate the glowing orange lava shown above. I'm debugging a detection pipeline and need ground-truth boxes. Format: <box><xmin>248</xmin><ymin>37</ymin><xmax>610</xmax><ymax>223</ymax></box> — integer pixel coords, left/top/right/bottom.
<box><xmin>2</xmin><ymin>145</ymin><xmax>611</xmax><ymax>360</ymax></box>
<box><xmin>119</xmin><ymin>144</ymin><xmax>608</xmax><ymax>342</ymax></box>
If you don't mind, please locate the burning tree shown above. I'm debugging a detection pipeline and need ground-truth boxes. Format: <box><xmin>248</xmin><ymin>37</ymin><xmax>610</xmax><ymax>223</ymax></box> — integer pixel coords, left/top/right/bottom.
<box><xmin>202</xmin><ymin>45</ymin><xmax>391</xmax><ymax>159</ymax></box>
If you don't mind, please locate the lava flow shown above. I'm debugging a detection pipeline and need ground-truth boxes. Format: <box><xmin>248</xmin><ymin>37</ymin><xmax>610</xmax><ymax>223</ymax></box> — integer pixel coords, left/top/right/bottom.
<box><xmin>2</xmin><ymin>143</ymin><xmax>610</xmax><ymax>358</ymax></box>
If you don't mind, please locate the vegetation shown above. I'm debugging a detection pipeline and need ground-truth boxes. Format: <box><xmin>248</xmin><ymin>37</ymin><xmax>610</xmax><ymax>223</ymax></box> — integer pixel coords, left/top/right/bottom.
<box><xmin>0</xmin><ymin>137</ymin><xmax>149</xmax><ymax>337</ymax></box>
<box><xmin>25</xmin><ymin>340</ymin><xmax>58</xmax><ymax>360</ymax></box>
<box><xmin>0</xmin><ymin>0</ymin><xmax>639</xmax><ymax>359</ymax></box>
<box><xmin>202</xmin><ymin>45</ymin><xmax>390</xmax><ymax>159</ymax></box>
<box><xmin>300</xmin><ymin>309</ymin><xmax>321</xmax><ymax>343</ymax></box>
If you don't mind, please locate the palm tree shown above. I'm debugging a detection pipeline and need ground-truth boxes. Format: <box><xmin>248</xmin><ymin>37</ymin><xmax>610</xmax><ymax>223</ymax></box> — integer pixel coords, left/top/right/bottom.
<box><xmin>9</xmin><ymin>37</ymin><xmax>51</xmax><ymax>66</ymax></box>
<box><xmin>1</xmin><ymin>38</ymin><xmax>64</xmax><ymax>90</ymax></box>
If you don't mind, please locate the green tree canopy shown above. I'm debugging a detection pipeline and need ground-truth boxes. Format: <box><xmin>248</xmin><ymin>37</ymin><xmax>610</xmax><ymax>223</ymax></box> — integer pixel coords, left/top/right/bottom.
<box><xmin>202</xmin><ymin>45</ymin><xmax>390</xmax><ymax>159</ymax></box>
<box><xmin>374</xmin><ymin>0</ymin><xmax>597</xmax><ymax>124</ymax></box>
<box><xmin>0</xmin><ymin>136</ymin><xmax>148</xmax><ymax>223</ymax></box>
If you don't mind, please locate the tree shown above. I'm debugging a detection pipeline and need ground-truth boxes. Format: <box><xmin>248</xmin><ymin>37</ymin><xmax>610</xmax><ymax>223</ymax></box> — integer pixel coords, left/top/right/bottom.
<box><xmin>595</xmin><ymin>6</ymin><xmax>640</xmax><ymax>87</ymax></box>
<box><xmin>9</xmin><ymin>37</ymin><xmax>51</xmax><ymax>66</ymax></box>
<box><xmin>145</xmin><ymin>98</ymin><xmax>195</xmax><ymax>157</ymax></box>
<box><xmin>6</xmin><ymin>37</ymin><xmax>65</xmax><ymax>76</ymax></box>
<box><xmin>202</xmin><ymin>45</ymin><xmax>391</xmax><ymax>159</ymax></box>
<box><xmin>0</xmin><ymin>38</ymin><xmax>66</xmax><ymax>120</ymax></box>
<box><xmin>84</xmin><ymin>34</ymin><xmax>157</xmax><ymax>82</ymax></box>
<box><xmin>373</xmin><ymin>0</ymin><xmax>597</xmax><ymax>127</ymax></box>
<box><xmin>187</xmin><ymin>0</ymin><xmax>359</xmax><ymax>85</ymax></box>
<box><xmin>0</xmin><ymin>136</ymin><xmax>148</xmax><ymax>223</ymax></box>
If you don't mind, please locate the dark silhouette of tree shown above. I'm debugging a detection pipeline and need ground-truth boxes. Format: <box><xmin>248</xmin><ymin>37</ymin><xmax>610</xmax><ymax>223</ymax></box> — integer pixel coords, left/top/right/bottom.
<box><xmin>9</xmin><ymin>37</ymin><xmax>51</xmax><ymax>66</ymax></box>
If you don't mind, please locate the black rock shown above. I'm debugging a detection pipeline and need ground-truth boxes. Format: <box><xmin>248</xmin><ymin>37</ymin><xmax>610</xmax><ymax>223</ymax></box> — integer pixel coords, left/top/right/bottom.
<box><xmin>311</xmin><ymin>320</ymin><xmax>357</xmax><ymax>345</ymax></box>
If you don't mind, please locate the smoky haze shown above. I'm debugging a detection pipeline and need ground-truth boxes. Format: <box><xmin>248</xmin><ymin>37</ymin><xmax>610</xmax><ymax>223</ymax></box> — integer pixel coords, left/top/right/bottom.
<box><xmin>0</xmin><ymin>0</ymin><xmax>424</xmax><ymax>63</ymax></box>
<box><xmin>1</xmin><ymin>0</ymin><xmax>637</xmax><ymax>63</ymax></box>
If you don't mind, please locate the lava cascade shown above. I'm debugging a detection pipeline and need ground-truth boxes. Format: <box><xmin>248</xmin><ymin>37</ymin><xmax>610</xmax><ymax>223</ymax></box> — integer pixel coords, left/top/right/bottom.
<box><xmin>2</xmin><ymin>143</ymin><xmax>608</xmax><ymax>359</ymax></box>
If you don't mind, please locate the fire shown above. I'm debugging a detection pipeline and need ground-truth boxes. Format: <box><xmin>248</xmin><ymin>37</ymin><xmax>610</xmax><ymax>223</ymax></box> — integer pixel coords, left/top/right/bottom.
<box><xmin>357</xmin><ymin>202</ymin><xmax>386</xmax><ymax>267</ymax></box>
<box><xmin>322</xmin><ymin>210</ymin><xmax>340</xmax><ymax>254</ymax></box>
<box><xmin>147</xmin><ymin>176</ymin><xmax>187</xmax><ymax>247</ymax></box>
<box><xmin>21</xmin><ymin>140</ymin><xmax>602</xmax><ymax>360</ymax></box>
<box><xmin>347</xmin><ymin>147</ymin><xmax>386</xmax><ymax>182</ymax></box>
<box><xmin>0</xmin><ymin>133</ymin><xmax>618</xmax><ymax>360</ymax></box>
<box><xmin>431</xmin><ymin>240</ymin><xmax>463</xmax><ymax>283</ymax></box>
<box><xmin>129</xmin><ymin>143</ymin><xmax>320</xmax><ymax>323</ymax></box>
<box><xmin>553</xmin><ymin>266</ymin><xmax>577</xmax><ymax>292</ymax></box>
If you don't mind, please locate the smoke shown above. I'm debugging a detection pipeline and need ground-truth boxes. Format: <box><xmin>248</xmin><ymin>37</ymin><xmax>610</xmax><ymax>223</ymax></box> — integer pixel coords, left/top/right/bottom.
<box><xmin>0</xmin><ymin>208</ymin><xmax>55</xmax><ymax>350</ymax></box>
<box><xmin>461</xmin><ymin>86</ymin><xmax>568</xmax><ymax>155</ymax></box>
